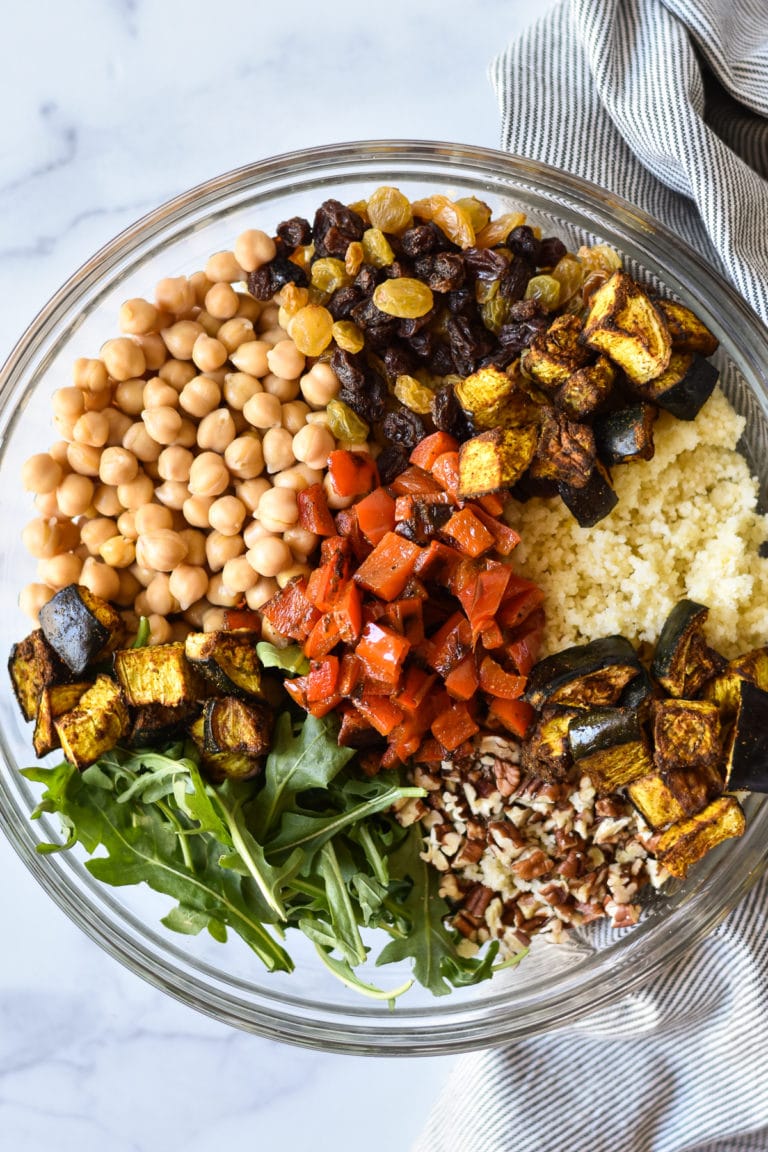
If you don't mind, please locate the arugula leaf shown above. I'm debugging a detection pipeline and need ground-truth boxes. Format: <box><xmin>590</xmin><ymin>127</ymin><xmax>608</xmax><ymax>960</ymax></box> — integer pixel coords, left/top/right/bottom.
<box><xmin>255</xmin><ymin>642</ymin><xmax>310</xmax><ymax>675</ymax></box>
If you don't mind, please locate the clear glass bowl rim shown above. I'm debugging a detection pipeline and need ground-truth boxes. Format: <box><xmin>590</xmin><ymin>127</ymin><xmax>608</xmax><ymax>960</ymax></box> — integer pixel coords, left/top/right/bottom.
<box><xmin>1</xmin><ymin>139</ymin><xmax>767</xmax><ymax>1057</ymax></box>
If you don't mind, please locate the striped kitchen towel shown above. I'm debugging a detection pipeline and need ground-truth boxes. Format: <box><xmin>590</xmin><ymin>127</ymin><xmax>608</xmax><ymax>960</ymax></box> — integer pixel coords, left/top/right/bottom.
<box><xmin>415</xmin><ymin>3</ymin><xmax>768</xmax><ymax>1151</ymax></box>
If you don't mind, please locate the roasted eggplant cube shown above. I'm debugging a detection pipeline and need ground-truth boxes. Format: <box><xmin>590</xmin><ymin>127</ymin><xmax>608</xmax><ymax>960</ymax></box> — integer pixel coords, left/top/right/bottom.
<box><xmin>555</xmin><ymin>356</ymin><xmax>615</xmax><ymax>419</ymax></box>
<box><xmin>33</xmin><ymin>681</ymin><xmax>91</xmax><ymax>759</ymax></box>
<box><xmin>126</xmin><ymin>702</ymin><xmax>198</xmax><ymax>748</ymax></box>
<box><xmin>703</xmin><ymin>646</ymin><xmax>768</xmax><ymax>721</ymax></box>
<box><xmin>8</xmin><ymin>628</ymin><xmax>70</xmax><ymax>722</ymax></box>
<box><xmin>184</xmin><ymin>631</ymin><xmax>262</xmax><ymax>698</ymax></box>
<box><xmin>653</xmin><ymin>795</ymin><xmax>745</xmax><ymax>878</ymax></box>
<box><xmin>457</xmin><ymin>424</ymin><xmax>539</xmax><ymax>498</ymax></box>
<box><xmin>723</xmin><ymin>680</ymin><xmax>768</xmax><ymax>792</ymax></box>
<box><xmin>39</xmin><ymin>584</ymin><xmax>124</xmax><ymax>675</ymax></box>
<box><xmin>557</xmin><ymin>459</ymin><xmax>618</xmax><ymax>527</ymax></box>
<box><xmin>191</xmin><ymin>697</ymin><xmax>271</xmax><ymax>781</ymax></box>
<box><xmin>569</xmin><ymin>706</ymin><xmax>654</xmax><ymax>793</ymax></box>
<box><xmin>653</xmin><ymin>299</ymin><xmax>719</xmax><ymax>357</ymax></box>
<box><xmin>652</xmin><ymin>698</ymin><xmax>721</xmax><ymax>774</ymax></box>
<box><xmin>523</xmin><ymin>314</ymin><xmax>590</xmax><ymax>390</ymax></box>
<box><xmin>594</xmin><ymin>403</ymin><xmax>657</xmax><ymax>466</ymax></box>
<box><xmin>651</xmin><ymin>599</ymin><xmax>725</xmax><ymax>698</ymax></box>
<box><xmin>581</xmin><ymin>271</ymin><xmax>672</xmax><ymax>386</ymax></box>
<box><xmin>524</xmin><ymin>635</ymin><xmax>642</xmax><ymax>710</ymax></box>
<box><xmin>454</xmin><ymin>365</ymin><xmax>516</xmax><ymax>429</ymax></box>
<box><xmin>54</xmin><ymin>674</ymin><xmax>129</xmax><ymax>769</ymax></box>
<box><xmin>527</xmin><ymin>408</ymin><xmax>596</xmax><ymax>488</ymax></box>
<box><xmin>114</xmin><ymin>643</ymin><xmax>197</xmax><ymax>707</ymax></box>
<box><xmin>629</xmin><ymin>761</ymin><xmax>723</xmax><ymax>830</ymax></box>
<box><xmin>629</xmin><ymin>351</ymin><xmax>718</xmax><ymax>421</ymax></box>
<box><xmin>521</xmin><ymin>705</ymin><xmax>581</xmax><ymax>783</ymax></box>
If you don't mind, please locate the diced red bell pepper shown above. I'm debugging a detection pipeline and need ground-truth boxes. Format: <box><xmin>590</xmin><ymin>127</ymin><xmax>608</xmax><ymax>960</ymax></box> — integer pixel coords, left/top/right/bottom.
<box><xmin>297</xmin><ymin>483</ymin><xmax>337</xmax><ymax>536</ymax></box>
<box><xmin>431</xmin><ymin>451</ymin><xmax>460</xmax><ymax>500</ymax></box>
<box><xmin>440</xmin><ymin>508</ymin><xmax>495</xmax><ymax>558</ymax></box>
<box><xmin>388</xmin><ymin>465</ymin><xmax>444</xmax><ymax>497</ymax></box>
<box><xmin>355</xmin><ymin>621</ymin><xmax>411</xmax><ymax>686</ymax></box>
<box><xmin>427</xmin><ymin>611</ymin><xmax>473</xmax><ymax>677</ymax></box>
<box><xmin>412</xmin><ymin>539</ymin><xmax>463</xmax><ymax>582</ymax></box>
<box><xmin>455</xmin><ymin>562</ymin><xmax>512</xmax><ymax>640</ymax></box>
<box><xmin>306</xmin><ymin>655</ymin><xmax>340</xmax><ymax>703</ymax></box>
<box><xmin>468</xmin><ymin>505</ymin><xmax>521</xmax><ymax>556</ymax></box>
<box><xmin>338</xmin><ymin>704</ymin><xmax>377</xmax><ymax>747</ymax></box>
<box><xmin>222</xmin><ymin>608</ymin><xmax>261</xmax><ymax>632</ymax></box>
<box><xmin>431</xmin><ymin>702</ymin><xmax>480</xmax><ymax>751</ymax></box>
<box><xmin>383</xmin><ymin>713</ymin><xmax>430</xmax><ymax>766</ymax></box>
<box><xmin>261</xmin><ymin>577</ymin><xmax>321</xmax><ymax>642</ymax></box>
<box><xmin>476</xmin><ymin>492</ymin><xmax>505</xmax><ymax>516</ymax></box>
<box><xmin>395</xmin><ymin>665</ymin><xmax>438</xmax><ymax>713</ymax></box>
<box><xmin>283</xmin><ymin>674</ymin><xmax>309</xmax><ymax>710</ymax></box>
<box><xmin>394</xmin><ymin>492</ymin><xmax>451</xmax><ymax>522</ymax></box>
<box><xmin>489</xmin><ymin>697</ymin><xmax>536</xmax><ymax>739</ymax></box>
<box><xmin>497</xmin><ymin>586</ymin><xmax>546</xmax><ymax>630</ymax></box>
<box><xmin>352</xmin><ymin>693</ymin><xmax>404</xmax><ymax>737</ymax></box>
<box><xmin>307</xmin><ymin>693</ymin><xmax>343</xmax><ymax>718</ymax></box>
<box><xmin>507</xmin><ymin>611</ymin><xmax>545</xmax><ymax>676</ymax></box>
<box><xmin>305</xmin><ymin>537</ymin><xmax>353</xmax><ymax>611</ymax></box>
<box><xmin>353</xmin><ymin>532</ymin><xmax>422</xmax><ymax>602</ymax></box>
<box><xmin>410</xmin><ymin>431</ymin><xmax>459</xmax><ymax>471</ymax></box>
<box><xmin>381</xmin><ymin>597</ymin><xmax>424</xmax><ymax>644</ymax></box>
<box><xmin>479</xmin><ymin>622</ymin><xmax>505</xmax><ymax>649</ymax></box>
<box><xmin>412</xmin><ymin>737</ymin><xmax>446</xmax><ymax>764</ymax></box>
<box><xmin>444</xmin><ymin>655</ymin><xmax>479</xmax><ymax>701</ymax></box>
<box><xmin>328</xmin><ymin>450</ymin><xmax>379</xmax><ymax>498</ymax></box>
<box><xmin>303</xmin><ymin>612</ymin><xmax>342</xmax><ymax>659</ymax></box>
<box><xmin>355</xmin><ymin>486</ymin><xmax>396</xmax><ymax>546</ymax></box>
<box><xmin>333</xmin><ymin>580</ymin><xmax>363</xmax><ymax>644</ymax></box>
<box><xmin>478</xmin><ymin>655</ymin><xmax>526</xmax><ymax>700</ymax></box>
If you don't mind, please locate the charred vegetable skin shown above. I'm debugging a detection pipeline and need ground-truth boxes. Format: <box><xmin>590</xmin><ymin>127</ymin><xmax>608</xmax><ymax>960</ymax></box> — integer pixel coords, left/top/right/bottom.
<box><xmin>519</xmin><ymin>600</ymin><xmax>764</xmax><ymax>878</ymax></box>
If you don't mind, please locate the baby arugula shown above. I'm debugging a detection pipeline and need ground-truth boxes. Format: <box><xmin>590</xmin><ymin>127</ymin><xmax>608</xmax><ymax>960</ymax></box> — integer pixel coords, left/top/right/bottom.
<box><xmin>22</xmin><ymin>709</ymin><xmax>523</xmax><ymax>1000</ymax></box>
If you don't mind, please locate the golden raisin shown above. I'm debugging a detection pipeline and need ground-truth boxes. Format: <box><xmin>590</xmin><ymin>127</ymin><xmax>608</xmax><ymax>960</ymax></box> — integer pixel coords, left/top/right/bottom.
<box><xmin>475</xmin><ymin>211</ymin><xmax>527</xmax><ymax>248</ymax></box>
<box><xmin>524</xmin><ymin>275</ymin><xmax>561</xmax><ymax>311</ymax></box>
<box><xmin>577</xmin><ymin>244</ymin><xmax>623</xmax><ymax>274</ymax></box>
<box><xmin>311</xmin><ymin>257</ymin><xmax>351</xmax><ymax>294</ymax></box>
<box><xmin>455</xmin><ymin>196</ymin><xmax>492</xmax><ymax>232</ymax></box>
<box><xmin>394</xmin><ymin>374</ymin><xmax>435</xmax><ymax>414</ymax></box>
<box><xmin>373</xmin><ymin>278</ymin><xmax>434</xmax><ymax>319</ymax></box>
<box><xmin>326</xmin><ymin>398</ymin><xmax>370</xmax><ymax>441</ymax></box>
<box><xmin>366</xmin><ymin>186</ymin><xmax>413</xmax><ymax>234</ymax></box>
<box><xmin>550</xmin><ymin>256</ymin><xmax>584</xmax><ymax>307</ymax></box>
<box><xmin>345</xmin><ymin>241</ymin><xmax>364</xmax><ymax>277</ymax></box>
<box><xmin>332</xmin><ymin>320</ymin><xmax>365</xmax><ymax>353</ymax></box>
<box><xmin>289</xmin><ymin>305</ymin><xmax>334</xmax><ymax>356</ymax></box>
<box><xmin>410</xmin><ymin>194</ymin><xmax>475</xmax><ymax>249</ymax></box>
<box><xmin>362</xmin><ymin>228</ymin><xmax>395</xmax><ymax>268</ymax></box>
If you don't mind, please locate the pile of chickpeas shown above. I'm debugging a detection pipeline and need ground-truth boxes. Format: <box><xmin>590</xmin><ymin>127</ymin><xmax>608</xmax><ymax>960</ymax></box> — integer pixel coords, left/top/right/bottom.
<box><xmin>19</xmin><ymin>228</ymin><xmax>375</xmax><ymax>645</ymax></box>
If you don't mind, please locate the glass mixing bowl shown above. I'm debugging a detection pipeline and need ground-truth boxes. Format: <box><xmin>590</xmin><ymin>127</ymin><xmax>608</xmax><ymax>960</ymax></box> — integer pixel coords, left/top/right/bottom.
<box><xmin>1</xmin><ymin>141</ymin><xmax>767</xmax><ymax>1056</ymax></box>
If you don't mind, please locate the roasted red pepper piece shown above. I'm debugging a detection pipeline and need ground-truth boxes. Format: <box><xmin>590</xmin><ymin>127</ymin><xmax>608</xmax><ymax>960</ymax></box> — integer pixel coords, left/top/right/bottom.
<box><xmin>489</xmin><ymin>697</ymin><xmax>536</xmax><ymax>738</ymax></box>
<box><xmin>352</xmin><ymin>693</ymin><xmax>404</xmax><ymax>736</ymax></box>
<box><xmin>478</xmin><ymin>655</ymin><xmax>526</xmax><ymax>700</ymax></box>
<box><xmin>353</xmin><ymin>532</ymin><xmax>423</xmax><ymax>602</ymax></box>
<box><xmin>444</xmin><ymin>655</ymin><xmax>479</xmax><ymax>701</ymax></box>
<box><xmin>333</xmin><ymin>579</ymin><xmax>363</xmax><ymax>644</ymax></box>
<box><xmin>338</xmin><ymin>704</ymin><xmax>380</xmax><ymax>747</ymax></box>
<box><xmin>306</xmin><ymin>655</ymin><xmax>340</xmax><ymax>703</ymax></box>
<box><xmin>440</xmin><ymin>508</ymin><xmax>495</xmax><ymax>558</ymax></box>
<box><xmin>468</xmin><ymin>504</ymin><xmax>521</xmax><ymax>556</ymax></box>
<box><xmin>261</xmin><ymin>577</ymin><xmax>321</xmax><ymax>642</ymax></box>
<box><xmin>497</xmin><ymin>586</ymin><xmax>546</xmax><ymax>630</ymax></box>
<box><xmin>297</xmin><ymin>483</ymin><xmax>337</xmax><ymax>536</ymax></box>
<box><xmin>479</xmin><ymin>622</ymin><xmax>505</xmax><ymax>649</ymax></box>
<box><xmin>355</xmin><ymin>621</ymin><xmax>411</xmax><ymax>686</ymax></box>
<box><xmin>394</xmin><ymin>665</ymin><xmax>437</xmax><ymax>713</ymax></box>
<box><xmin>305</xmin><ymin>537</ymin><xmax>353</xmax><ymax>611</ymax></box>
<box><xmin>222</xmin><ymin>608</ymin><xmax>261</xmax><ymax>632</ymax></box>
<box><xmin>381</xmin><ymin>597</ymin><xmax>424</xmax><ymax>644</ymax></box>
<box><xmin>338</xmin><ymin>651</ymin><xmax>362</xmax><ymax>696</ymax></box>
<box><xmin>427</xmin><ymin>611</ymin><xmax>473</xmax><ymax>676</ymax></box>
<box><xmin>412</xmin><ymin>539</ymin><xmax>463</xmax><ymax>582</ymax></box>
<box><xmin>410</xmin><ymin>431</ymin><xmax>460</xmax><ymax>471</ymax></box>
<box><xmin>303</xmin><ymin>612</ymin><xmax>342</xmax><ymax>659</ymax></box>
<box><xmin>431</xmin><ymin>702</ymin><xmax>480</xmax><ymax>751</ymax></box>
<box><xmin>328</xmin><ymin>450</ymin><xmax>378</xmax><ymax>498</ymax></box>
<box><xmin>355</xmin><ymin>486</ymin><xmax>396</xmax><ymax>546</ymax></box>
<box><xmin>388</xmin><ymin>465</ymin><xmax>444</xmax><ymax>497</ymax></box>
<box><xmin>431</xmin><ymin>451</ymin><xmax>460</xmax><ymax>500</ymax></box>
<box><xmin>455</xmin><ymin>562</ymin><xmax>512</xmax><ymax>640</ymax></box>
<box><xmin>283</xmin><ymin>674</ymin><xmax>309</xmax><ymax>709</ymax></box>
<box><xmin>506</xmin><ymin>610</ymin><xmax>545</xmax><ymax>676</ymax></box>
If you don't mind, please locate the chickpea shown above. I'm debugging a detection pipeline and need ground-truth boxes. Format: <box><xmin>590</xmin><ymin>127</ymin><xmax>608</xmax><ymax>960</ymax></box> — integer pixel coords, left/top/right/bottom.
<box><xmin>134</xmin><ymin>503</ymin><xmax>173</xmax><ymax>535</ymax></box>
<box><xmin>159</xmin><ymin>358</ymin><xmax>197</xmax><ymax>390</ymax></box>
<box><xmin>123</xmin><ymin>422</ymin><xmax>162</xmax><ymax>463</ymax></box>
<box><xmin>175</xmin><ymin>418</ymin><xmax>198</xmax><ymax>449</ymax></box>
<box><xmin>120</xmin><ymin>298</ymin><xmax>159</xmax><ymax>335</ymax></box>
<box><xmin>161</xmin><ymin>320</ymin><xmax>204</xmax><ymax>360</ymax></box>
<box><xmin>66</xmin><ymin>442</ymin><xmax>102</xmax><ymax>477</ymax></box>
<box><xmin>57</xmin><ymin>473</ymin><xmax>95</xmax><ymax>518</ymax></box>
<box><xmin>266</xmin><ymin>339</ymin><xmax>305</xmax><ymax>381</ymax></box>
<box><xmin>202</xmin><ymin>606</ymin><xmax>228</xmax><ymax>632</ymax></box>
<box><xmin>38</xmin><ymin>552</ymin><xmax>83</xmax><ymax>590</ymax></box>
<box><xmin>216</xmin><ymin>317</ymin><xmax>254</xmax><ymax>353</ymax></box>
<box><xmin>135</xmin><ymin>332</ymin><xmax>167</xmax><ymax>372</ymax></box>
<box><xmin>242</xmin><ymin>391</ymin><xmax>281</xmax><ymax>431</ymax></box>
<box><xmin>203</xmin><ymin>281</ymin><xmax>238</xmax><ymax>321</ymax></box>
<box><xmin>233</xmin><ymin>228</ymin><xmax>276</xmax><ymax>272</ymax></box>
<box><xmin>207</xmin><ymin>572</ymin><xmax>241</xmax><ymax>608</ymax></box>
<box><xmin>280</xmin><ymin>400</ymin><xmax>310</xmax><ymax>435</ymax></box>
<box><xmin>147</xmin><ymin>615</ymin><xmax>173</xmax><ymax>645</ymax></box>
<box><xmin>300</xmin><ymin>362</ymin><xmax>339</xmax><ymax>408</ymax></box>
<box><xmin>245</xmin><ymin>576</ymin><xmax>279</xmax><ymax>611</ymax></box>
<box><xmin>143</xmin><ymin>378</ymin><xmax>179</xmax><ymax>410</ymax></box>
<box><xmin>177</xmin><ymin>527</ymin><xmax>207</xmax><ymax>566</ymax></box>
<box><xmin>134</xmin><ymin>590</ymin><xmax>151</xmax><ymax>616</ymax></box>
<box><xmin>195</xmin><ymin>311</ymin><xmax>219</xmax><ymax>338</ymax></box>
<box><xmin>256</xmin><ymin>486</ymin><xmax>298</xmax><ymax>532</ymax></box>
<box><xmin>277</xmin><ymin>563</ymin><xmax>311</xmax><ymax>589</ymax></box>
<box><xmin>323</xmin><ymin>470</ymin><xmax>355</xmax><ymax>510</ymax></box>
<box><xmin>92</xmin><ymin>484</ymin><xmax>122</xmax><ymax>517</ymax></box>
<box><xmin>259</xmin><ymin>618</ymin><xmax>290</xmax><ymax>647</ymax></box>
<box><xmin>235</xmin><ymin>292</ymin><xmax>262</xmax><ymax>322</ymax></box>
<box><xmin>105</xmin><ymin>408</ymin><xmax>134</xmax><ymax>446</ymax></box>
<box><xmin>184</xmin><ymin>598</ymin><xmax>210</xmax><ymax>628</ymax></box>
<box><xmin>207</xmin><ymin>495</ymin><xmax>245</xmax><ymax>537</ymax></box>
<box><xmin>229</xmin><ymin>339</ymin><xmax>270</xmax><ymax>378</ymax></box>
<box><xmin>155</xmin><ymin>276</ymin><xmax>195</xmax><ymax>315</ymax></box>
<box><xmin>189</xmin><ymin>271</ymin><xmax>213</xmax><ymax>307</ymax></box>
<box><xmin>145</xmin><ymin>573</ymin><xmax>180</xmax><ymax>616</ymax></box>
<box><xmin>22</xmin><ymin>453</ymin><xmax>63</xmax><ymax>495</ymax></box>
<box><xmin>72</xmin><ymin>410</ymin><xmax>110</xmax><ymax>449</ymax></box>
<box><xmin>99</xmin><ymin>446</ymin><xmax>139</xmax><ymax>486</ymax></box>
<box><xmin>82</xmin><ymin>388</ymin><xmax>113</xmax><ymax>414</ymax></box>
<box><xmin>130</xmin><ymin>562</ymin><xmax>155</xmax><ymax>588</ymax></box>
<box><xmin>19</xmin><ymin>582</ymin><xmax>55</xmax><ymax>621</ymax></box>
<box><xmin>246</xmin><ymin>535</ymin><xmax>293</xmax><ymax>578</ymax></box>
<box><xmin>236</xmin><ymin>476</ymin><xmax>271</xmax><ymax>513</ymax></box>
<box><xmin>52</xmin><ymin>386</ymin><xmax>86</xmax><ymax>420</ymax></box>
<box><xmin>219</xmin><ymin>555</ymin><xmax>257</xmax><ymax>594</ymax></box>
<box><xmin>272</xmin><ymin>463</ymin><xmax>321</xmax><ymax>492</ymax></box>
<box><xmin>73</xmin><ymin>357</ymin><xmax>110</xmax><ymax>393</ymax></box>
<box><xmin>257</xmin><ymin>303</ymin><xmax>280</xmax><ymax>331</ymax></box>
<box><xmin>262</xmin><ymin>426</ymin><xmax>295</xmax><ymax>473</ymax></box>
<box><xmin>142</xmin><ymin>406</ymin><xmax>183</xmax><ymax>446</ymax></box>
<box><xmin>79</xmin><ymin>517</ymin><xmax>116</xmax><ymax>555</ymax></box>
<box><xmin>179</xmin><ymin>375</ymin><xmax>221</xmax><ymax>419</ymax></box>
<box><xmin>223</xmin><ymin>371</ymin><xmax>262</xmax><ymax>411</ymax></box>
<box><xmin>78</xmin><ymin>557</ymin><xmax>121</xmax><ymax>600</ymax></box>
<box><xmin>53</xmin><ymin>412</ymin><xmax>77</xmax><ymax>441</ymax></box>
<box><xmin>99</xmin><ymin>535</ymin><xmax>136</xmax><ymax>568</ymax></box>
<box><xmin>292</xmin><ymin>423</ymin><xmax>334</xmax><ymax>471</ymax></box>
<box><xmin>115</xmin><ymin>568</ymin><xmax>142</xmax><ymax>606</ymax></box>
<box><xmin>224</xmin><ymin>435</ymin><xmax>264</xmax><ymax>480</ymax></box>
<box><xmin>262</xmin><ymin>373</ymin><xmax>299</xmax><ymax>402</ymax></box>
<box><xmin>117</xmin><ymin>471</ymin><xmax>155</xmax><ymax>510</ymax></box>
<box><xmin>22</xmin><ymin>517</ymin><xmax>76</xmax><ymax>559</ymax></box>
<box><xmin>205</xmin><ymin>530</ymin><xmax>244</xmax><ymax>572</ymax></box>
<box><xmin>35</xmin><ymin>490</ymin><xmax>60</xmax><ymax>517</ymax></box>
<box><xmin>259</xmin><ymin>327</ymin><xmax>288</xmax><ymax>348</ymax></box>
<box><xmin>197</xmin><ymin>407</ymin><xmax>236</xmax><ymax>452</ymax></box>
<box><xmin>205</xmin><ymin>250</ymin><xmax>242</xmax><ymax>283</ymax></box>
<box><xmin>192</xmin><ymin>334</ymin><xmax>228</xmax><ymax>374</ymax></box>
<box><xmin>154</xmin><ymin>480</ymin><xmax>190</xmax><ymax>510</ymax></box>
<box><xmin>168</xmin><ymin>563</ymin><xmax>209</xmax><ymax>610</ymax></box>
<box><xmin>188</xmin><ymin>451</ymin><xmax>230</xmax><ymax>498</ymax></box>
<box><xmin>100</xmin><ymin>338</ymin><xmax>146</xmax><ymax>383</ymax></box>
<box><xmin>283</xmin><ymin>524</ymin><xmax>319</xmax><ymax>560</ymax></box>
<box><xmin>243</xmin><ymin>518</ymin><xmax>271</xmax><ymax>549</ymax></box>
<box><xmin>182</xmin><ymin>494</ymin><xmax>215</xmax><ymax>528</ymax></box>
<box><xmin>117</xmin><ymin>510</ymin><xmax>138</xmax><ymax>539</ymax></box>
<box><xmin>135</xmin><ymin>529</ymin><xmax>188</xmax><ymax>572</ymax></box>
<box><xmin>114</xmin><ymin>378</ymin><xmax>146</xmax><ymax>416</ymax></box>
<box><xmin>157</xmin><ymin>445</ymin><xmax>194</xmax><ymax>483</ymax></box>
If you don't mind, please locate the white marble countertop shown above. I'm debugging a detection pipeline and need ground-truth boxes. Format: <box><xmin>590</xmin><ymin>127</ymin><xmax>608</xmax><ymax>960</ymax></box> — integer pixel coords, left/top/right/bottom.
<box><xmin>0</xmin><ymin>1</ymin><xmax>558</xmax><ymax>1148</ymax></box>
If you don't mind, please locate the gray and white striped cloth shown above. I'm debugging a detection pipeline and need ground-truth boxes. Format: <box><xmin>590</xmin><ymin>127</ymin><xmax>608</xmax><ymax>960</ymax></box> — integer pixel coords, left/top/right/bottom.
<box><xmin>415</xmin><ymin>3</ymin><xmax>768</xmax><ymax>1150</ymax></box>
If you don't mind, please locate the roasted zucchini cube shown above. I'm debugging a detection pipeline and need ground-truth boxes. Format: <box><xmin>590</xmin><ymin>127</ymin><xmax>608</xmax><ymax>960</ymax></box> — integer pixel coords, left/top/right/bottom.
<box><xmin>653</xmin><ymin>795</ymin><xmax>745</xmax><ymax>878</ymax></box>
<box><xmin>653</xmin><ymin>299</ymin><xmax>719</xmax><ymax>357</ymax></box>
<box><xmin>569</xmin><ymin>706</ymin><xmax>654</xmax><ymax>793</ymax></box>
<box><xmin>457</xmin><ymin>425</ymin><xmax>539</xmax><ymax>498</ymax></box>
<box><xmin>703</xmin><ymin>646</ymin><xmax>768</xmax><ymax>721</ymax></box>
<box><xmin>523</xmin><ymin>314</ymin><xmax>591</xmax><ymax>390</ymax></box>
<box><xmin>54</xmin><ymin>674</ymin><xmax>129</xmax><ymax>769</ymax></box>
<box><xmin>594</xmin><ymin>403</ymin><xmax>657</xmax><ymax>466</ymax></box>
<box><xmin>652</xmin><ymin>698</ymin><xmax>721</xmax><ymax>774</ymax></box>
<box><xmin>722</xmin><ymin>680</ymin><xmax>768</xmax><ymax>792</ymax></box>
<box><xmin>581</xmin><ymin>271</ymin><xmax>672</xmax><ymax>385</ymax></box>
<box><xmin>190</xmin><ymin>696</ymin><xmax>271</xmax><ymax>781</ymax></box>
<box><xmin>184</xmin><ymin>631</ymin><xmax>263</xmax><ymax>698</ymax></box>
<box><xmin>33</xmin><ymin>681</ymin><xmax>91</xmax><ymax>758</ymax></box>
<box><xmin>39</xmin><ymin>584</ymin><xmax>124</xmax><ymax>675</ymax></box>
<box><xmin>524</xmin><ymin>635</ymin><xmax>642</xmax><ymax>710</ymax></box>
<box><xmin>557</xmin><ymin>459</ymin><xmax>618</xmax><ymax>527</ymax></box>
<box><xmin>555</xmin><ymin>356</ymin><xmax>615</xmax><ymax>419</ymax></box>
<box><xmin>114</xmin><ymin>643</ymin><xmax>198</xmax><ymax>707</ymax></box>
<box><xmin>651</xmin><ymin>600</ymin><xmax>725</xmax><ymax>698</ymax></box>
<box><xmin>528</xmin><ymin>408</ymin><xmax>596</xmax><ymax>488</ymax></box>
<box><xmin>8</xmin><ymin>628</ymin><xmax>70</xmax><ymax>722</ymax></box>
<box><xmin>628</xmin><ymin>351</ymin><xmax>718</xmax><ymax>421</ymax></box>
<box><xmin>521</xmin><ymin>705</ymin><xmax>580</xmax><ymax>783</ymax></box>
<box><xmin>126</xmin><ymin>702</ymin><xmax>199</xmax><ymax>748</ymax></box>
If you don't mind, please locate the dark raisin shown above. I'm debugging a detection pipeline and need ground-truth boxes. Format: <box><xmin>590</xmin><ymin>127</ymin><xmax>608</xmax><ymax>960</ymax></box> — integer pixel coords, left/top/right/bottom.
<box><xmin>327</xmin><ymin>285</ymin><xmax>363</xmax><ymax>320</ymax></box>
<box><xmin>313</xmin><ymin>199</ymin><xmax>365</xmax><ymax>259</ymax></box>
<box><xmin>499</xmin><ymin>256</ymin><xmax>534</xmax><ymax>302</ymax></box>
<box><xmin>412</xmin><ymin>251</ymin><xmax>466</xmax><ymax>293</ymax></box>
<box><xmin>246</xmin><ymin>267</ymin><xmax>273</xmax><ymax>302</ymax></box>
<box><xmin>277</xmin><ymin>216</ymin><xmax>312</xmax><ymax>247</ymax></box>
<box><xmin>446</xmin><ymin>287</ymin><xmax>475</xmax><ymax>315</ymax></box>
<box><xmin>398</xmin><ymin>306</ymin><xmax>437</xmax><ymax>339</ymax></box>
<box><xmin>383</xmin><ymin>343</ymin><xmax>418</xmax><ymax>380</ymax></box>
<box><xmin>400</xmin><ymin>224</ymin><xmax>439</xmax><ymax>258</ymax></box>
<box><xmin>407</xmin><ymin>330</ymin><xmax>437</xmax><ymax>362</ymax></box>
<box><xmin>538</xmin><ymin>236</ymin><xmax>568</xmax><ymax>268</ymax></box>
<box><xmin>354</xmin><ymin>265</ymin><xmax>381</xmax><ymax>295</ymax></box>
<box><xmin>463</xmin><ymin>247</ymin><xmax>509</xmax><ymax>282</ymax></box>
<box><xmin>498</xmin><ymin>315</ymin><xmax>549</xmax><ymax>352</ymax></box>
<box><xmin>446</xmin><ymin>316</ymin><xmax>494</xmax><ymax>376</ymax></box>
<box><xmin>506</xmin><ymin>299</ymin><xmax>544</xmax><ymax>323</ymax></box>
<box><xmin>246</xmin><ymin>255</ymin><xmax>308</xmax><ymax>301</ymax></box>
<box><xmin>376</xmin><ymin>444</ymin><xmax>410</xmax><ymax>486</ymax></box>
<box><xmin>395</xmin><ymin>502</ymin><xmax>453</xmax><ymax>545</ymax></box>
<box><xmin>384</xmin><ymin>259</ymin><xmax>414</xmax><ymax>279</ymax></box>
<box><xmin>432</xmin><ymin>385</ymin><xmax>472</xmax><ymax>439</ymax></box>
<box><xmin>340</xmin><ymin>371</ymin><xmax>387</xmax><ymax>424</ymax></box>
<box><xmin>350</xmin><ymin>295</ymin><xmax>398</xmax><ymax>338</ymax></box>
<box><xmin>507</xmin><ymin>225</ymin><xmax>541</xmax><ymax>264</ymax></box>
<box><xmin>331</xmin><ymin>348</ymin><xmax>367</xmax><ymax>391</ymax></box>
<box><xmin>430</xmin><ymin>342</ymin><xmax>459</xmax><ymax>377</ymax></box>
<box><xmin>382</xmin><ymin>408</ymin><xmax>426</xmax><ymax>450</ymax></box>
<box><xmin>479</xmin><ymin>346</ymin><xmax>519</xmax><ymax>371</ymax></box>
